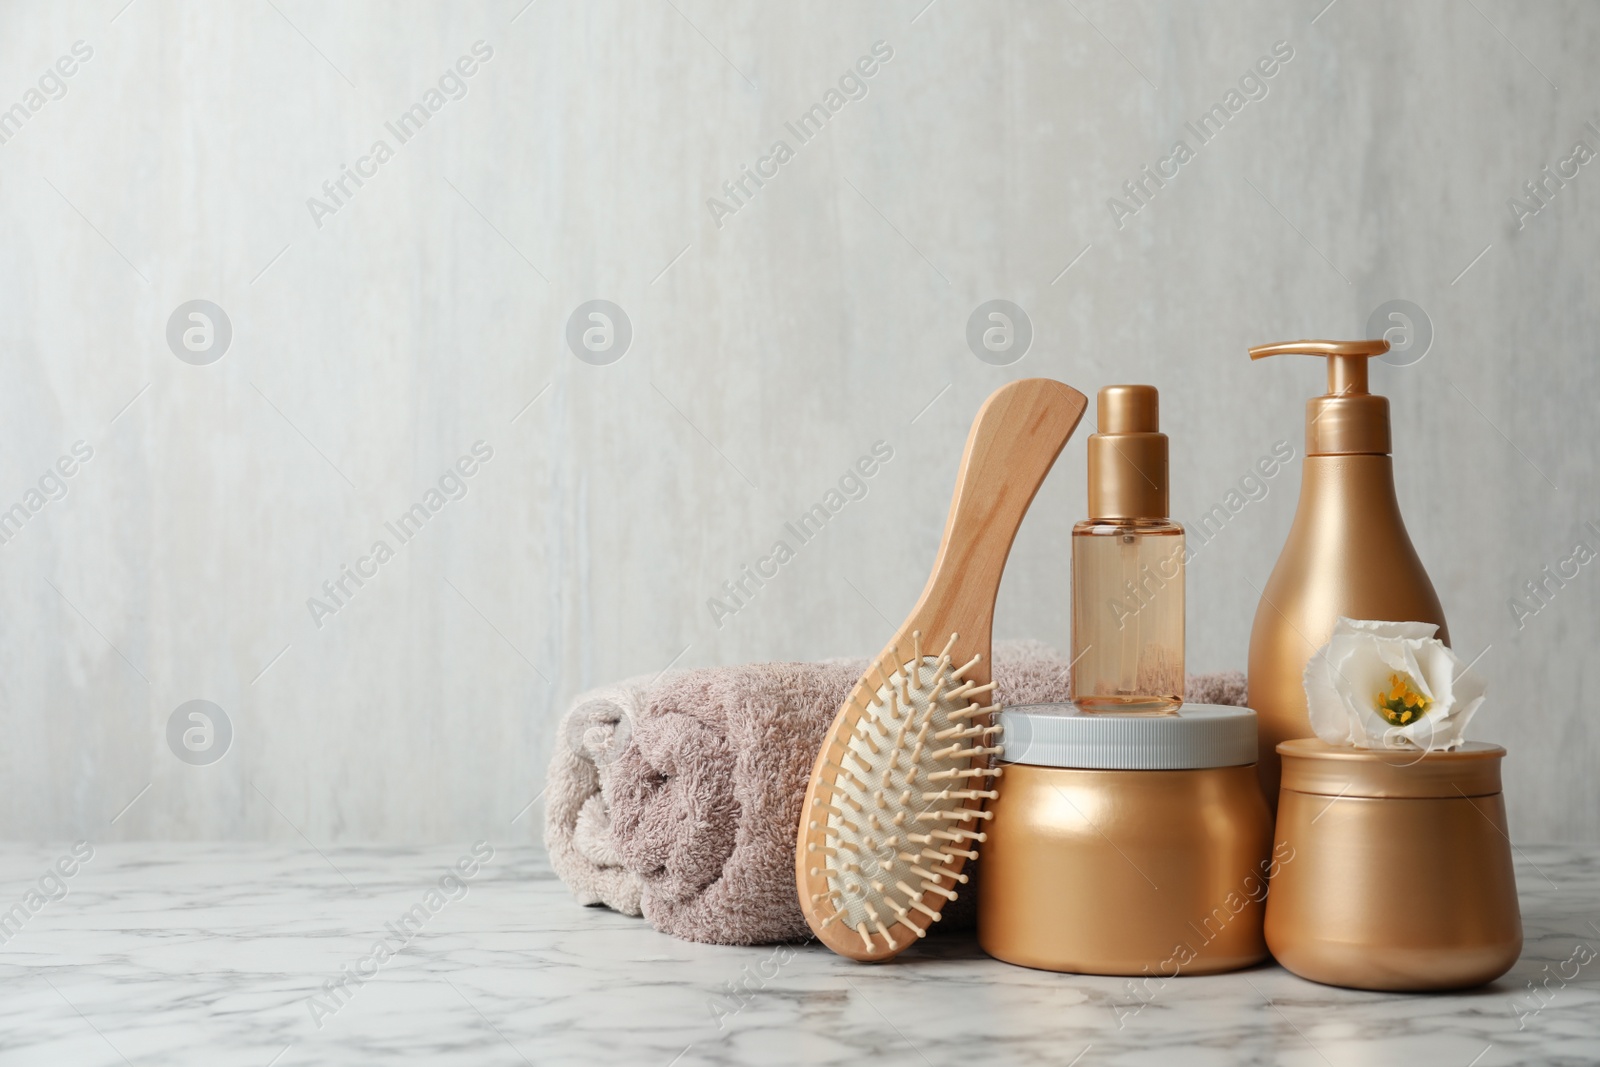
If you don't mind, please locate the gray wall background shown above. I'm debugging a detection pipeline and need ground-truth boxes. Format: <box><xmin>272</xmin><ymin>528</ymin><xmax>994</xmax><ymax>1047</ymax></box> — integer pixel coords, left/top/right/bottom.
<box><xmin>1</xmin><ymin>1</ymin><xmax>1595</xmax><ymax>844</ymax></box>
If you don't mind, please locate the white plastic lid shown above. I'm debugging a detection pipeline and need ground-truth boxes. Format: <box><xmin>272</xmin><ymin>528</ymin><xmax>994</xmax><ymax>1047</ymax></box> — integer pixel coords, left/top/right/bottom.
<box><xmin>998</xmin><ymin>702</ymin><xmax>1258</xmax><ymax>770</ymax></box>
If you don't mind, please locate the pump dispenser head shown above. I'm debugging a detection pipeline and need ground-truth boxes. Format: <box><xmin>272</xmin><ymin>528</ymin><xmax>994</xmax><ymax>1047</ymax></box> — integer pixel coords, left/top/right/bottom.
<box><xmin>1086</xmin><ymin>384</ymin><xmax>1168</xmax><ymax>520</ymax></box>
<box><xmin>1249</xmin><ymin>339</ymin><xmax>1392</xmax><ymax>456</ymax></box>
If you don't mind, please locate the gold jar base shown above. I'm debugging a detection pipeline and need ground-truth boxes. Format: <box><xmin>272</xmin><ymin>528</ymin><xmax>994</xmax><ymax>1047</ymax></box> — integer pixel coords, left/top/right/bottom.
<box><xmin>979</xmin><ymin>763</ymin><xmax>1272</xmax><ymax>976</ymax></box>
<box><xmin>1265</xmin><ymin>741</ymin><xmax>1522</xmax><ymax>992</ymax></box>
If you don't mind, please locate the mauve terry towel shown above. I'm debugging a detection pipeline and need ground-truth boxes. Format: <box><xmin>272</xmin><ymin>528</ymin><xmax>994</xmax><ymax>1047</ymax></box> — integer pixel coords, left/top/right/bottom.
<box><xmin>546</xmin><ymin>645</ymin><xmax>1247</xmax><ymax>946</ymax></box>
<box><xmin>542</xmin><ymin>677</ymin><xmax>652</xmax><ymax>916</ymax></box>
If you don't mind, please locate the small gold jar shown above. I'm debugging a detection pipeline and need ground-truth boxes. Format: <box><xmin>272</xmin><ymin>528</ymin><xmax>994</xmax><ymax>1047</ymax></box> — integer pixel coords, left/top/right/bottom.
<box><xmin>1265</xmin><ymin>738</ymin><xmax>1522</xmax><ymax>991</ymax></box>
<box><xmin>980</xmin><ymin>703</ymin><xmax>1273</xmax><ymax>976</ymax></box>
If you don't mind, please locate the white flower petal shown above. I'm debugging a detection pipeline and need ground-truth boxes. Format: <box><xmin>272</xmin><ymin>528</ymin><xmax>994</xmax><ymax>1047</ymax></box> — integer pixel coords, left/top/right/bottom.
<box><xmin>1304</xmin><ymin>644</ymin><xmax>1354</xmax><ymax>745</ymax></box>
<box><xmin>1337</xmin><ymin>617</ymin><xmax>1440</xmax><ymax>642</ymax></box>
<box><xmin>1447</xmin><ymin>669</ymin><xmax>1488</xmax><ymax>745</ymax></box>
<box><xmin>1413</xmin><ymin>640</ymin><xmax>1458</xmax><ymax>706</ymax></box>
<box><xmin>1452</xmin><ymin>665</ymin><xmax>1488</xmax><ymax>709</ymax></box>
<box><xmin>1374</xmin><ymin>637</ymin><xmax>1419</xmax><ymax>679</ymax></box>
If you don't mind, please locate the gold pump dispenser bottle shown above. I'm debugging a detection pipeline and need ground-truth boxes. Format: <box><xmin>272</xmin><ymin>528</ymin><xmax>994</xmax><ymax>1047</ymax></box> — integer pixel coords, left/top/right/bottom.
<box><xmin>1246</xmin><ymin>340</ymin><xmax>1448</xmax><ymax>802</ymax></box>
<box><xmin>1071</xmin><ymin>385</ymin><xmax>1185</xmax><ymax>713</ymax></box>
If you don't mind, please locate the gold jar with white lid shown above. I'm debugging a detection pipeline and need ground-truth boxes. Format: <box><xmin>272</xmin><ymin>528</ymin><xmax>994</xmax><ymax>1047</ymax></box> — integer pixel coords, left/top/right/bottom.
<box><xmin>980</xmin><ymin>702</ymin><xmax>1274</xmax><ymax>975</ymax></box>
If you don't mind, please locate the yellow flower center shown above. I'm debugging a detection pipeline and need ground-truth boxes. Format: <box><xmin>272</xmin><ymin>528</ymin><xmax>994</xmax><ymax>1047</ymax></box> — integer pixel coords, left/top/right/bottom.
<box><xmin>1375</xmin><ymin>672</ymin><xmax>1431</xmax><ymax>727</ymax></box>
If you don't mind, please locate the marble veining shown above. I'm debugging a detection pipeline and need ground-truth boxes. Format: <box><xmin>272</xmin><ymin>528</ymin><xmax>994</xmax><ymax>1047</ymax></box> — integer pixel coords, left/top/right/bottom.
<box><xmin>0</xmin><ymin>843</ymin><xmax>1596</xmax><ymax>1066</ymax></box>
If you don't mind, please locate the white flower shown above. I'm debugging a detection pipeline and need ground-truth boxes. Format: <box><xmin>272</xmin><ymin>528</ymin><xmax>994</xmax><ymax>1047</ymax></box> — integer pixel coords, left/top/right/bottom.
<box><xmin>1302</xmin><ymin>617</ymin><xmax>1486</xmax><ymax>751</ymax></box>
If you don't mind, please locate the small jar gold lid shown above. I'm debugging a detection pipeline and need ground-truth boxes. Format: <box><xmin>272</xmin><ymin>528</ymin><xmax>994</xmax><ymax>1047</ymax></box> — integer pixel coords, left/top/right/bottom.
<box><xmin>1277</xmin><ymin>738</ymin><xmax>1504</xmax><ymax>799</ymax></box>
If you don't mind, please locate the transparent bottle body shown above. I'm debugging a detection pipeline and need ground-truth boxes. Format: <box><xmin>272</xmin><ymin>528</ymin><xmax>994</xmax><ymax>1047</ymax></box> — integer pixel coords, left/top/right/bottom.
<box><xmin>1070</xmin><ymin>519</ymin><xmax>1185</xmax><ymax>713</ymax></box>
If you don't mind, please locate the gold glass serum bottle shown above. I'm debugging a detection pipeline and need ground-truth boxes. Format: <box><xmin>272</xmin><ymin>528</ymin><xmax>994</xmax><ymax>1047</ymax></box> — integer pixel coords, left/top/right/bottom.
<box><xmin>1071</xmin><ymin>385</ymin><xmax>1185</xmax><ymax>713</ymax></box>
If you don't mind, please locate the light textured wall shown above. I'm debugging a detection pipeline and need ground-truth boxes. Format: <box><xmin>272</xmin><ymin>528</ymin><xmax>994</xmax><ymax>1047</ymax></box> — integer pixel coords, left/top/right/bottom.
<box><xmin>1</xmin><ymin>1</ymin><xmax>1595</xmax><ymax>843</ymax></box>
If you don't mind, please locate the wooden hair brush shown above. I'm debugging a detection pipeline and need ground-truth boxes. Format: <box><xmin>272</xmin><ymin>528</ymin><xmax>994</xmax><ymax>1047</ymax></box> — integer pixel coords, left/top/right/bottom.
<box><xmin>797</xmin><ymin>378</ymin><xmax>1088</xmax><ymax>961</ymax></box>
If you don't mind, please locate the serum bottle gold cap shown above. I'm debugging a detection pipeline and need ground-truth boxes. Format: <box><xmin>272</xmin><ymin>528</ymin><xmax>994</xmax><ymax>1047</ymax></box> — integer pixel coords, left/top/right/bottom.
<box><xmin>1086</xmin><ymin>384</ymin><xmax>1168</xmax><ymax>520</ymax></box>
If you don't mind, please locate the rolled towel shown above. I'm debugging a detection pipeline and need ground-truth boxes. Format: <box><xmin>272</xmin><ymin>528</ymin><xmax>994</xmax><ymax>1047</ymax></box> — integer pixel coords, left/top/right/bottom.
<box><xmin>609</xmin><ymin>660</ymin><xmax>857</xmax><ymax>946</ymax></box>
<box><xmin>546</xmin><ymin>646</ymin><xmax>1249</xmax><ymax>945</ymax></box>
<box><xmin>1186</xmin><ymin>669</ymin><xmax>1248</xmax><ymax>708</ymax></box>
<box><xmin>542</xmin><ymin>677</ymin><xmax>653</xmax><ymax>916</ymax></box>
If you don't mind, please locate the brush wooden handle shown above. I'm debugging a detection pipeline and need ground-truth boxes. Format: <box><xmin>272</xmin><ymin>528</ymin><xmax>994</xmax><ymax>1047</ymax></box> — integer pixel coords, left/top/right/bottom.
<box><xmin>896</xmin><ymin>378</ymin><xmax>1088</xmax><ymax>680</ymax></box>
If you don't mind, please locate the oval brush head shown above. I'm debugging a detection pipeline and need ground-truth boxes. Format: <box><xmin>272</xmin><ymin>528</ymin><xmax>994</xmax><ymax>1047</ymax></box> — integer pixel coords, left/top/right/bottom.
<box><xmin>804</xmin><ymin>630</ymin><xmax>1001</xmax><ymax>958</ymax></box>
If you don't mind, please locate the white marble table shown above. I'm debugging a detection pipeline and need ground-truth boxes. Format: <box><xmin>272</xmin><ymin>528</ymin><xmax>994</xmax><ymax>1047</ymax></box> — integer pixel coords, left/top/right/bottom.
<box><xmin>1</xmin><ymin>842</ymin><xmax>1596</xmax><ymax>1066</ymax></box>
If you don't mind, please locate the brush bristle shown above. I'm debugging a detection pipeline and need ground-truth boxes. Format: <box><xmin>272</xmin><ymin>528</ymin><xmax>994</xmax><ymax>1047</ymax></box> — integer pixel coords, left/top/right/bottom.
<box><xmin>810</xmin><ymin>631</ymin><xmax>1001</xmax><ymax>950</ymax></box>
